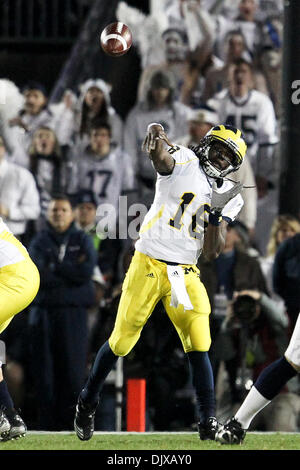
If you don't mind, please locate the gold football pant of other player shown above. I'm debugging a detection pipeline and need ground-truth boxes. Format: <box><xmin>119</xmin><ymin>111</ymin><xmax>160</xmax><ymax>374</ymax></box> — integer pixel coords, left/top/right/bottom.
<box><xmin>109</xmin><ymin>251</ymin><xmax>211</xmax><ymax>356</ymax></box>
<box><xmin>0</xmin><ymin>231</ymin><xmax>40</xmax><ymax>335</ymax></box>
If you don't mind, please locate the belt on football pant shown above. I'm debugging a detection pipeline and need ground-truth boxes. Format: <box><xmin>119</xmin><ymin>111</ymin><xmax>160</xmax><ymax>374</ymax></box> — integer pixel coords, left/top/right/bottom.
<box><xmin>155</xmin><ymin>258</ymin><xmax>191</xmax><ymax>266</ymax></box>
<box><xmin>155</xmin><ymin>258</ymin><xmax>183</xmax><ymax>266</ymax></box>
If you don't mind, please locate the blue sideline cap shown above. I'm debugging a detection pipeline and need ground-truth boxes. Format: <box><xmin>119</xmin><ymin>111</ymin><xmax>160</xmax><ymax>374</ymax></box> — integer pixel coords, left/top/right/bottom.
<box><xmin>75</xmin><ymin>189</ymin><xmax>97</xmax><ymax>207</ymax></box>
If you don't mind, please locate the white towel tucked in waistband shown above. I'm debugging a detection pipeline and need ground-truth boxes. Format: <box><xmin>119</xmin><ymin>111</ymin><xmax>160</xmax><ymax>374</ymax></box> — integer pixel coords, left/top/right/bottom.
<box><xmin>167</xmin><ymin>265</ymin><xmax>194</xmax><ymax>311</ymax></box>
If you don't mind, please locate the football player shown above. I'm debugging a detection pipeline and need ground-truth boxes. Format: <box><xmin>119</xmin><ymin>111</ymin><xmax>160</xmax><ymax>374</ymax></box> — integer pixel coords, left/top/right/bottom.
<box><xmin>74</xmin><ymin>123</ymin><xmax>247</xmax><ymax>441</ymax></box>
<box><xmin>216</xmin><ymin>313</ymin><xmax>300</xmax><ymax>445</ymax></box>
<box><xmin>0</xmin><ymin>219</ymin><xmax>40</xmax><ymax>440</ymax></box>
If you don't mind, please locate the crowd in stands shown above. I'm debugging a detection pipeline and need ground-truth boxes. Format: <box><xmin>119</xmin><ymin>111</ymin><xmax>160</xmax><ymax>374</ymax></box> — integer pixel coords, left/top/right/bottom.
<box><xmin>2</xmin><ymin>0</ymin><xmax>299</xmax><ymax>432</ymax></box>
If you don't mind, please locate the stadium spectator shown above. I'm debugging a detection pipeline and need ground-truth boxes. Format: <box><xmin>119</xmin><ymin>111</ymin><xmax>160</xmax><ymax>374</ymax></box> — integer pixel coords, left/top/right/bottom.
<box><xmin>213</xmin><ymin>0</ymin><xmax>261</xmax><ymax>62</ymax></box>
<box><xmin>259</xmin><ymin>214</ymin><xmax>300</xmax><ymax>301</ymax></box>
<box><xmin>203</xmin><ymin>30</ymin><xmax>268</xmax><ymax>102</ymax></box>
<box><xmin>26</xmin><ymin>127</ymin><xmax>69</xmax><ymax>230</ymax></box>
<box><xmin>179</xmin><ymin>48</ymin><xmax>224</xmax><ymax>108</ymax></box>
<box><xmin>74</xmin><ymin>188</ymin><xmax>121</xmax><ymax>290</ymax></box>
<box><xmin>74</xmin><ymin>189</ymin><xmax>101</xmax><ymax>250</ymax></box>
<box><xmin>48</xmin><ymin>89</ymin><xmax>77</xmax><ymax>147</ymax></box>
<box><xmin>208</xmin><ymin>58</ymin><xmax>278</xmax><ymax>180</ymax></box>
<box><xmin>164</xmin><ymin>0</ymin><xmax>215</xmax><ymax>53</ymax></box>
<box><xmin>124</xmin><ymin>70</ymin><xmax>191</xmax><ymax>207</ymax></box>
<box><xmin>67</xmin><ymin>122</ymin><xmax>136</xmax><ymax>234</ymax></box>
<box><xmin>256</xmin><ymin>16</ymin><xmax>283</xmax><ymax>118</ymax></box>
<box><xmin>72</xmin><ymin>189</ymin><xmax>106</xmax><ymax>288</ymax></box>
<box><xmin>8</xmin><ymin>81</ymin><xmax>56</xmax><ymax>154</ymax></box>
<box><xmin>208</xmin><ymin>57</ymin><xmax>278</xmax><ymax>254</ymax></box>
<box><xmin>166</xmin><ymin>1</ymin><xmax>223</xmax><ymax>107</ymax></box>
<box><xmin>273</xmin><ymin>232</ymin><xmax>300</xmax><ymax>331</ymax></box>
<box><xmin>216</xmin><ymin>314</ymin><xmax>300</xmax><ymax>445</ymax></box>
<box><xmin>176</xmin><ymin>105</ymin><xmax>219</xmax><ymax>147</ymax></box>
<box><xmin>255</xmin><ymin>0</ymin><xmax>283</xmax><ymax>22</ymax></box>
<box><xmin>198</xmin><ymin>220</ymin><xmax>268</xmax><ymax>380</ymax></box>
<box><xmin>137</xmin><ymin>1</ymin><xmax>219</xmax><ymax>108</ymax></box>
<box><xmin>137</xmin><ymin>27</ymin><xmax>189</xmax><ymax>103</ymax></box>
<box><xmin>72</xmin><ymin>79</ymin><xmax>124</xmax><ymax>149</ymax></box>
<box><xmin>28</xmin><ymin>194</ymin><xmax>97</xmax><ymax>430</ymax></box>
<box><xmin>0</xmin><ymin>135</ymin><xmax>40</xmax><ymax>241</ymax></box>
<box><xmin>214</xmin><ymin>287</ymin><xmax>292</xmax><ymax>431</ymax></box>
<box><xmin>0</xmin><ymin>79</ymin><xmax>26</xmax><ymax>162</ymax></box>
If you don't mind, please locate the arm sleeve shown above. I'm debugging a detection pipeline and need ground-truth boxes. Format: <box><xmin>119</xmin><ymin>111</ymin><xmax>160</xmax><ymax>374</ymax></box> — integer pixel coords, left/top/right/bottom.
<box><xmin>121</xmin><ymin>150</ymin><xmax>137</xmax><ymax>193</ymax></box>
<box><xmin>53</xmin><ymin>106</ymin><xmax>75</xmax><ymax>147</ymax></box>
<box><xmin>259</xmin><ymin>293</ymin><xmax>289</xmax><ymax>329</ymax></box>
<box><xmin>123</xmin><ymin>109</ymin><xmax>139</xmax><ymax>174</ymax></box>
<box><xmin>256</xmin><ymin>96</ymin><xmax>279</xmax><ymax>179</ymax></box>
<box><xmin>8</xmin><ymin>169</ymin><xmax>40</xmax><ymax>221</ymax></box>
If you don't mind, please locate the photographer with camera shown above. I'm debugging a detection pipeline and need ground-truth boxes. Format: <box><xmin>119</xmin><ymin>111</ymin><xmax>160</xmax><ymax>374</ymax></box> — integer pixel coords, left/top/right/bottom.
<box><xmin>216</xmin><ymin>288</ymin><xmax>298</xmax><ymax>431</ymax></box>
<box><xmin>199</xmin><ymin>220</ymin><xmax>267</xmax><ymax>376</ymax></box>
<box><xmin>198</xmin><ymin>219</ymin><xmax>298</xmax><ymax>430</ymax></box>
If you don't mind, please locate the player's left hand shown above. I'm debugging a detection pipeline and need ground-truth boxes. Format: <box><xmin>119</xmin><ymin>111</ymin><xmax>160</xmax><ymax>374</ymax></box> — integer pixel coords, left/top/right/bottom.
<box><xmin>142</xmin><ymin>123</ymin><xmax>173</xmax><ymax>153</ymax></box>
<box><xmin>210</xmin><ymin>180</ymin><xmax>243</xmax><ymax>214</ymax></box>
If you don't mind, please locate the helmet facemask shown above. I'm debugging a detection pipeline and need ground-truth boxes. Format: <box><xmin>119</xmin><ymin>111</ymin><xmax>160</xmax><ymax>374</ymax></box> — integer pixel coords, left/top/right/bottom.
<box><xmin>198</xmin><ymin>137</ymin><xmax>242</xmax><ymax>179</ymax></box>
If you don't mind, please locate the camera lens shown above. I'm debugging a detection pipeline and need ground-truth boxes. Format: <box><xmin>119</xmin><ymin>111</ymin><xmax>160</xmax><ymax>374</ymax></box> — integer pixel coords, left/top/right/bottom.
<box><xmin>233</xmin><ymin>295</ymin><xmax>257</xmax><ymax>323</ymax></box>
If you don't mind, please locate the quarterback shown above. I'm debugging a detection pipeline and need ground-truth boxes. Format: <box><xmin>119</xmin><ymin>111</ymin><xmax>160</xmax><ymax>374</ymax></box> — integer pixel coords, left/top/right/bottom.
<box><xmin>74</xmin><ymin>124</ymin><xmax>247</xmax><ymax>441</ymax></box>
<box><xmin>0</xmin><ymin>219</ymin><xmax>40</xmax><ymax>440</ymax></box>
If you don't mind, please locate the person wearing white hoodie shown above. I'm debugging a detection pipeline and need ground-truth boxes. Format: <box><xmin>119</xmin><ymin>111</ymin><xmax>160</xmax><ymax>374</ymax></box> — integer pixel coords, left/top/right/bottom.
<box><xmin>0</xmin><ymin>136</ymin><xmax>40</xmax><ymax>239</ymax></box>
<box><xmin>72</xmin><ymin>79</ymin><xmax>124</xmax><ymax>150</ymax></box>
<box><xmin>124</xmin><ymin>69</ymin><xmax>191</xmax><ymax>207</ymax></box>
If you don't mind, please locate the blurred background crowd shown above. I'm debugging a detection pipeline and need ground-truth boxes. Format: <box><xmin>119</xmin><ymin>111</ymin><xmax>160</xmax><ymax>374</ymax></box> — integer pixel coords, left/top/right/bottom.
<box><xmin>1</xmin><ymin>0</ymin><xmax>300</xmax><ymax>433</ymax></box>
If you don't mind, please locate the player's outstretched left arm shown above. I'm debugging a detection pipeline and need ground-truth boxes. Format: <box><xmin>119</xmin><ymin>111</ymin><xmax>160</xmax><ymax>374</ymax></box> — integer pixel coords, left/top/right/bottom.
<box><xmin>142</xmin><ymin>123</ymin><xmax>175</xmax><ymax>175</ymax></box>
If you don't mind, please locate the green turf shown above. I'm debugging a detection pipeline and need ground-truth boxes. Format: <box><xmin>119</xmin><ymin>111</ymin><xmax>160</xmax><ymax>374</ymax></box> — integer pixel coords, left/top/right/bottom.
<box><xmin>0</xmin><ymin>432</ymin><xmax>299</xmax><ymax>451</ymax></box>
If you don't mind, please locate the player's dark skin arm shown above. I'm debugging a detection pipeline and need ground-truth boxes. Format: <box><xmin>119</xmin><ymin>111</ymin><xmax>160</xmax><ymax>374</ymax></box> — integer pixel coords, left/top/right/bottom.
<box><xmin>142</xmin><ymin>124</ymin><xmax>175</xmax><ymax>175</ymax></box>
<box><xmin>202</xmin><ymin>219</ymin><xmax>228</xmax><ymax>260</ymax></box>
<box><xmin>149</xmin><ymin>138</ymin><xmax>175</xmax><ymax>174</ymax></box>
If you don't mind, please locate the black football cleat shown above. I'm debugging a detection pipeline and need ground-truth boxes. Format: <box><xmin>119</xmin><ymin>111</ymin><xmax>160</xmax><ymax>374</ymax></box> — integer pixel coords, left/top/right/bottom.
<box><xmin>0</xmin><ymin>409</ymin><xmax>10</xmax><ymax>440</ymax></box>
<box><xmin>198</xmin><ymin>417</ymin><xmax>220</xmax><ymax>441</ymax></box>
<box><xmin>215</xmin><ymin>417</ymin><xmax>246</xmax><ymax>445</ymax></box>
<box><xmin>74</xmin><ymin>397</ymin><xmax>98</xmax><ymax>441</ymax></box>
<box><xmin>1</xmin><ymin>409</ymin><xmax>26</xmax><ymax>441</ymax></box>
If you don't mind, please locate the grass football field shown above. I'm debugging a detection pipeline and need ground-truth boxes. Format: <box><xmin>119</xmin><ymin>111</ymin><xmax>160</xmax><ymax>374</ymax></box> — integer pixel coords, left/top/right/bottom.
<box><xmin>0</xmin><ymin>431</ymin><xmax>299</xmax><ymax>451</ymax></box>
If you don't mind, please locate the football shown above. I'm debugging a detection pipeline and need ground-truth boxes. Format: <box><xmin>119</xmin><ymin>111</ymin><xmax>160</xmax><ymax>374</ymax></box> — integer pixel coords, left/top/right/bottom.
<box><xmin>100</xmin><ymin>22</ymin><xmax>132</xmax><ymax>57</ymax></box>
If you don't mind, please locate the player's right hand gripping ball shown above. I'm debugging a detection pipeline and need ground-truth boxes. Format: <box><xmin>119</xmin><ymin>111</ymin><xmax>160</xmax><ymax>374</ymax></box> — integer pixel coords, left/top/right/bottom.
<box><xmin>100</xmin><ymin>22</ymin><xmax>132</xmax><ymax>57</ymax></box>
<box><xmin>142</xmin><ymin>123</ymin><xmax>175</xmax><ymax>153</ymax></box>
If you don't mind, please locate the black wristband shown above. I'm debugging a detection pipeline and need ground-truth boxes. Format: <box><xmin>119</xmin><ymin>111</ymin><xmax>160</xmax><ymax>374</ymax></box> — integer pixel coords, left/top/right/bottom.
<box><xmin>209</xmin><ymin>212</ymin><xmax>222</xmax><ymax>226</ymax></box>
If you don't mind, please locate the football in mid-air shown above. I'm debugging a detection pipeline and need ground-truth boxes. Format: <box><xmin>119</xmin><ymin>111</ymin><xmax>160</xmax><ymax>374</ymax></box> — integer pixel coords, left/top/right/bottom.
<box><xmin>100</xmin><ymin>22</ymin><xmax>132</xmax><ymax>57</ymax></box>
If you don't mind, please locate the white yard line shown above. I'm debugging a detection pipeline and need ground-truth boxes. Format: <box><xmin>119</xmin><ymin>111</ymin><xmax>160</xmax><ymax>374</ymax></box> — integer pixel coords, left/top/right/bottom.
<box><xmin>26</xmin><ymin>431</ymin><xmax>300</xmax><ymax>435</ymax></box>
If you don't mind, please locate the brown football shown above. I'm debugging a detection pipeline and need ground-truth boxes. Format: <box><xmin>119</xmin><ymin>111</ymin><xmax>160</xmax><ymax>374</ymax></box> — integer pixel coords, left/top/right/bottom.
<box><xmin>100</xmin><ymin>22</ymin><xmax>132</xmax><ymax>57</ymax></box>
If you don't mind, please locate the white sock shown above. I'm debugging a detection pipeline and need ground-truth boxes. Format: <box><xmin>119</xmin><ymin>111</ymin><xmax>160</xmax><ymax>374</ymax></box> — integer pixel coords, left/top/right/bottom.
<box><xmin>235</xmin><ymin>386</ymin><xmax>271</xmax><ymax>429</ymax></box>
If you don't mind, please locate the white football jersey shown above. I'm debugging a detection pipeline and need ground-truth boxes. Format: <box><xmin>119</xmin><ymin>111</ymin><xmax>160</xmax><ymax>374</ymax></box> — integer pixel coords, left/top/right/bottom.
<box><xmin>124</xmin><ymin>102</ymin><xmax>190</xmax><ymax>180</ymax></box>
<box><xmin>135</xmin><ymin>145</ymin><xmax>243</xmax><ymax>265</ymax></box>
<box><xmin>68</xmin><ymin>145</ymin><xmax>135</xmax><ymax>212</ymax></box>
<box><xmin>208</xmin><ymin>89</ymin><xmax>278</xmax><ymax>174</ymax></box>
